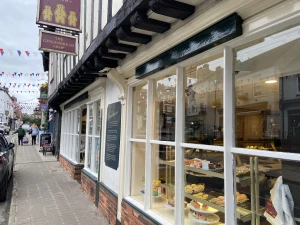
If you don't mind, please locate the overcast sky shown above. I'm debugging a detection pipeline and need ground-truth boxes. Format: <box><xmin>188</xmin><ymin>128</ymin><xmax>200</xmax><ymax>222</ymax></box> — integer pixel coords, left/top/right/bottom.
<box><xmin>0</xmin><ymin>0</ymin><xmax>47</xmax><ymax>113</ymax></box>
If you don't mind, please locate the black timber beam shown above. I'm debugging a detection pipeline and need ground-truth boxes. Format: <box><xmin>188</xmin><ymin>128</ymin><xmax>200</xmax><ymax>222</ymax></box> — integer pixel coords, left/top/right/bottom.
<box><xmin>130</xmin><ymin>10</ymin><xmax>170</xmax><ymax>33</ymax></box>
<box><xmin>98</xmin><ymin>47</ymin><xmax>126</xmax><ymax>61</ymax></box>
<box><xmin>149</xmin><ymin>0</ymin><xmax>195</xmax><ymax>20</ymax></box>
<box><xmin>106</xmin><ymin>38</ymin><xmax>137</xmax><ymax>53</ymax></box>
<box><xmin>116</xmin><ymin>26</ymin><xmax>151</xmax><ymax>44</ymax></box>
<box><xmin>94</xmin><ymin>55</ymin><xmax>118</xmax><ymax>68</ymax></box>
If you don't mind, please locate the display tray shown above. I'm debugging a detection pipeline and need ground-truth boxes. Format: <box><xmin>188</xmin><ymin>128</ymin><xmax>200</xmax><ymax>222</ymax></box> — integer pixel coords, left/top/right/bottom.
<box><xmin>188</xmin><ymin>212</ymin><xmax>220</xmax><ymax>224</ymax></box>
<box><xmin>188</xmin><ymin>203</ymin><xmax>218</xmax><ymax>214</ymax></box>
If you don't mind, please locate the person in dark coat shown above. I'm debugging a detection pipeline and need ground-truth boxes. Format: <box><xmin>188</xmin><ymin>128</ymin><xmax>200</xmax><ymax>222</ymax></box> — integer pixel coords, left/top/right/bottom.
<box><xmin>14</xmin><ymin>127</ymin><xmax>26</xmax><ymax>145</ymax></box>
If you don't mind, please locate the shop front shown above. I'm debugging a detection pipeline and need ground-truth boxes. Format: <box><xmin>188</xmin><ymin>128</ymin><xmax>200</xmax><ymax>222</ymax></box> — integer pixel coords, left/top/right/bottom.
<box><xmin>122</xmin><ymin>2</ymin><xmax>300</xmax><ymax>225</ymax></box>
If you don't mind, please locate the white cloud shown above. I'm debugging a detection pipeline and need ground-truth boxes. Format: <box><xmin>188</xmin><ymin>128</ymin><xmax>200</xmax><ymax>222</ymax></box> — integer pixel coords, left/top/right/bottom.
<box><xmin>0</xmin><ymin>0</ymin><xmax>46</xmax><ymax>108</ymax></box>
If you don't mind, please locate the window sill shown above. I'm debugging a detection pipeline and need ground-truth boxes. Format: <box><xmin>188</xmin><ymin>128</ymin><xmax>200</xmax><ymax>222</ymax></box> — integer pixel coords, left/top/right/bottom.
<box><xmin>124</xmin><ymin>197</ymin><xmax>174</xmax><ymax>225</ymax></box>
<box><xmin>82</xmin><ymin>168</ymin><xmax>98</xmax><ymax>181</ymax></box>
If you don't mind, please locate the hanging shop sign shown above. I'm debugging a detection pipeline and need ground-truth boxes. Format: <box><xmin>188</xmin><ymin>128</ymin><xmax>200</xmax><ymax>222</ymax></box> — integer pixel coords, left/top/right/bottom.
<box><xmin>36</xmin><ymin>0</ymin><xmax>81</xmax><ymax>32</ymax></box>
<box><xmin>39</xmin><ymin>30</ymin><xmax>78</xmax><ymax>55</ymax></box>
<box><xmin>105</xmin><ymin>102</ymin><xmax>122</xmax><ymax>170</ymax></box>
<box><xmin>136</xmin><ymin>13</ymin><xmax>243</xmax><ymax>78</ymax></box>
<box><xmin>40</xmin><ymin>104</ymin><xmax>48</xmax><ymax>111</ymax></box>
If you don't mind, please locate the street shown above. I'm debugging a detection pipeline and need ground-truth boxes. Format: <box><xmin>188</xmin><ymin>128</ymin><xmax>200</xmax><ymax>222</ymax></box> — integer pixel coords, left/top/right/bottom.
<box><xmin>0</xmin><ymin>134</ymin><xmax>15</xmax><ymax>225</ymax></box>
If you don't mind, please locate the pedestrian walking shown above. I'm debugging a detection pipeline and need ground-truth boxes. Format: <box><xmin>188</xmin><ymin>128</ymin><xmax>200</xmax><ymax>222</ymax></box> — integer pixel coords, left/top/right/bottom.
<box><xmin>14</xmin><ymin>126</ymin><xmax>26</xmax><ymax>146</ymax></box>
<box><xmin>31</xmin><ymin>124</ymin><xmax>39</xmax><ymax>145</ymax></box>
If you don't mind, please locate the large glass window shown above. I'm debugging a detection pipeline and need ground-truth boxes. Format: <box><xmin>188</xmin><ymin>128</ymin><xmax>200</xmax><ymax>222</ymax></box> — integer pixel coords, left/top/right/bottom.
<box><xmin>85</xmin><ymin>100</ymin><xmax>103</xmax><ymax>176</ymax></box>
<box><xmin>128</xmin><ymin>23</ymin><xmax>300</xmax><ymax>225</ymax></box>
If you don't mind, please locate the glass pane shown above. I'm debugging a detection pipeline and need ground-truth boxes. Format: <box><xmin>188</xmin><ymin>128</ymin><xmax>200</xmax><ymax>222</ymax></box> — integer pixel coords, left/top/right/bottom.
<box><xmin>130</xmin><ymin>142</ymin><xmax>146</xmax><ymax>204</ymax></box>
<box><xmin>89</xmin><ymin>105</ymin><xmax>94</xmax><ymax>135</ymax></box>
<box><xmin>75</xmin><ymin>135</ymin><xmax>79</xmax><ymax>162</ymax></box>
<box><xmin>184</xmin><ymin>55</ymin><xmax>224</xmax><ymax>145</ymax></box>
<box><xmin>80</xmin><ymin>135</ymin><xmax>85</xmax><ymax>164</ymax></box>
<box><xmin>87</xmin><ymin>137</ymin><xmax>92</xmax><ymax>168</ymax></box>
<box><xmin>151</xmin><ymin>144</ymin><xmax>175</xmax><ymax>223</ymax></box>
<box><xmin>94</xmin><ymin>137</ymin><xmax>100</xmax><ymax>174</ymax></box>
<box><xmin>96</xmin><ymin>101</ymin><xmax>101</xmax><ymax>136</ymax></box>
<box><xmin>234</xmin><ymin>154</ymin><xmax>300</xmax><ymax>225</ymax></box>
<box><xmin>183</xmin><ymin>148</ymin><xmax>225</xmax><ymax>225</ymax></box>
<box><xmin>235</xmin><ymin>25</ymin><xmax>300</xmax><ymax>154</ymax></box>
<box><xmin>77</xmin><ymin>109</ymin><xmax>81</xmax><ymax>134</ymax></box>
<box><xmin>153</xmin><ymin>73</ymin><xmax>177</xmax><ymax>141</ymax></box>
<box><xmin>132</xmin><ymin>83</ymin><xmax>148</xmax><ymax>139</ymax></box>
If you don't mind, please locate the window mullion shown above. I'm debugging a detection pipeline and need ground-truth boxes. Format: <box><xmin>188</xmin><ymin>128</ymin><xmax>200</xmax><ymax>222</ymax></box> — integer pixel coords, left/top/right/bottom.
<box><xmin>223</xmin><ymin>46</ymin><xmax>236</xmax><ymax>225</ymax></box>
<box><xmin>124</xmin><ymin>86</ymin><xmax>133</xmax><ymax>197</ymax></box>
<box><xmin>175</xmin><ymin>66</ymin><xmax>185</xmax><ymax>225</ymax></box>
<box><xmin>145</xmin><ymin>79</ymin><xmax>154</xmax><ymax>211</ymax></box>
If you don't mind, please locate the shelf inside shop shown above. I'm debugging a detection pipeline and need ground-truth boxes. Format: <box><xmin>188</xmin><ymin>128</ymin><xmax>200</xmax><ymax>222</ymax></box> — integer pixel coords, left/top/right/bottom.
<box><xmin>159</xmin><ymin>159</ymin><xmax>262</xmax><ymax>183</ymax></box>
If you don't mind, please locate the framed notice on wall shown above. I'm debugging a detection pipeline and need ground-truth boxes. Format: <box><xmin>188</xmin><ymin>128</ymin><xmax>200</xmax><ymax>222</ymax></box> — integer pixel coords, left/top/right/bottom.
<box><xmin>105</xmin><ymin>102</ymin><xmax>121</xmax><ymax>170</ymax></box>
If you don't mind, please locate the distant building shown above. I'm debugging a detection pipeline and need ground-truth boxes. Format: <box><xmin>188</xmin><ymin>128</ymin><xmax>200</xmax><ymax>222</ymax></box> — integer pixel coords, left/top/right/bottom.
<box><xmin>0</xmin><ymin>88</ymin><xmax>14</xmax><ymax>129</ymax></box>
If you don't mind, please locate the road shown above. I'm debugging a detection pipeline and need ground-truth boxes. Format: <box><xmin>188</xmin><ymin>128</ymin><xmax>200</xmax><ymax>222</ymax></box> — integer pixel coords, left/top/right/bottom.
<box><xmin>0</xmin><ymin>134</ymin><xmax>15</xmax><ymax>225</ymax></box>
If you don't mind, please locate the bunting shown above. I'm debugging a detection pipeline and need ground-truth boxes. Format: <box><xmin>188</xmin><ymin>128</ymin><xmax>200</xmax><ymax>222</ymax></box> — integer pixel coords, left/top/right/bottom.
<box><xmin>0</xmin><ymin>48</ymin><xmax>42</xmax><ymax>58</ymax></box>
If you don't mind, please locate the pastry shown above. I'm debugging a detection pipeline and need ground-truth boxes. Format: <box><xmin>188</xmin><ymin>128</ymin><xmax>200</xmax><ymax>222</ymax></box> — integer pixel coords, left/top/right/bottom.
<box><xmin>210</xmin><ymin>198</ymin><xmax>219</xmax><ymax>204</ymax></box>
<box><xmin>237</xmin><ymin>194</ymin><xmax>248</xmax><ymax>202</ymax></box>
<box><xmin>217</xmin><ymin>196</ymin><xmax>224</xmax><ymax>200</ymax></box>
<box><xmin>216</xmin><ymin>200</ymin><xmax>224</xmax><ymax>206</ymax></box>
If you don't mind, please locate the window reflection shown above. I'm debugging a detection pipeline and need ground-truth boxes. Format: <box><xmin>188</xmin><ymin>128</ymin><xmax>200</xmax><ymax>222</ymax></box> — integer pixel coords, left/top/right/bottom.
<box><xmin>153</xmin><ymin>73</ymin><xmax>177</xmax><ymax>141</ymax></box>
<box><xmin>184</xmin><ymin>56</ymin><xmax>224</xmax><ymax>145</ymax></box>
<box><xmin>235</xmin><ymin>24</ymin><xmax>300</xmax><ymax>154</ymax></box>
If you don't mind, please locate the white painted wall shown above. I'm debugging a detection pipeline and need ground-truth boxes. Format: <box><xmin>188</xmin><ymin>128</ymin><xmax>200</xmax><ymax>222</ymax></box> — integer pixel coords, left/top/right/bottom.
<box><xmin>101</xmin><ymin>78</ymin><xmax>121</xmax><ymax>194</ymax></box>
<box><xmin>112</xmin><ymin>0</ymin><xmax>123</xmax><ymax>16</ymax></box>
<box><xmin>101</xmin><ymin>0</ymin><xmax>108</xmax><ymax>30</ymax></box>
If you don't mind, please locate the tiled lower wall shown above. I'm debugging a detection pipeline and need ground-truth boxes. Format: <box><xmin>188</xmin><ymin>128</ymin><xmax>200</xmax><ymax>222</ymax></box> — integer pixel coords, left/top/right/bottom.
<box><xmin>98</xmin><ymin>182</ymin><xmax>118</xmax><ymax>225</ymax></box>
<box><xmin>81</xmin><ymin>170</ymin><xmax>97</xmax><ymax>202</ymax></box>
<box><xmin>121</xmin><ymin>201</ymin><xmax>160</xmax><ymax>225</ymax></box>
<box><xmin>59</xmin><ymin>155</ymin><xmax>84</xmax><ymax>180</ymax></box>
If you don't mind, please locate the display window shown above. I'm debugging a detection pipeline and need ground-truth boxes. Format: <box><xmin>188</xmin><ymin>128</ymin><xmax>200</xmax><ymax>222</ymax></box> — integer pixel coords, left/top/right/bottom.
<box><xmin>61</xmin><ymin>109</ymin><xmax>80</xmax><ymax>162</ymax></box>
<box><xmin>127</xmin><ymin>24</ymin><xmax>300</xmax><ymax>225</ymax></box>
<box><xmin>84</xmin><ymin>100</ymin><xmax>103</xmax><ymax>177</ymax></box>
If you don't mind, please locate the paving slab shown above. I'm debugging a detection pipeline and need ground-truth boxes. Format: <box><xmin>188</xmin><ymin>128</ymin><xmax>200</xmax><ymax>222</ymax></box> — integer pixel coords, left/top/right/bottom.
<box><xmin>8</xmin><ymin>138</ymin><xmax>109</xmax><ymax>225</ymax></box>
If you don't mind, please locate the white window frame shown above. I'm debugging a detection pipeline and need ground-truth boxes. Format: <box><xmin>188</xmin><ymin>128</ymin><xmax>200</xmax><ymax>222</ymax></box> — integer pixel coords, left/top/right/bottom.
<box><xmin>298</xmin><ymin>76</ymin><xmax>300</xmax><ymax>94</ymax></box>
<box><xmin>124</xmin><ymin>24</ymin><xmax>300</xmax><ymax>225</ymax></box>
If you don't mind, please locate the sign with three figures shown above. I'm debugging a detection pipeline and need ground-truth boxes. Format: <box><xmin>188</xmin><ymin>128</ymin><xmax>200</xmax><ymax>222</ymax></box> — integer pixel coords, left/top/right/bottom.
<box><xmin>36</xmin><ymin>0</ymin><xmax>81</xmax><ymax>32</ymax></box>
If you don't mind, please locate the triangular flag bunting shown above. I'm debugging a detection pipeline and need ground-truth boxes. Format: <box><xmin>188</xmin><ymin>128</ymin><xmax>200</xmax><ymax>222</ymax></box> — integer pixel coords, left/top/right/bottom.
<box><xmin>25</xmin><ymin>51</ymin><xmax>30</xmax><ymax>57</ymax></box>
<box><xmin>17</xmin><ymin>50</ymin><xmax>21</xmax><ymax>56</ymax></box>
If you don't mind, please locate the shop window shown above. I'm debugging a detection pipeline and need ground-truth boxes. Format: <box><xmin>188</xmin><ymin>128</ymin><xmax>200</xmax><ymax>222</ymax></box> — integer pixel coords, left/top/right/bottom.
<box><xmin>85</xmin><ymin>100</ymin><xmax>102</xmax><ymax>176</ymax></box>
<box><xmin>234</xmin><ymin>154</ymin><xmax>300</xmax><ymax>225</ymax></box>
<box><xmin>234</xmin><ymin>25</ymin><xmax>300</xmax><ymax>154</ymax></box>
<box><xmin>153</xmin><ymin>73</ymin><xmax>177</xmax><ymax>141</ymax></box>
<box><xmin>130</xmin><ymin>142</ymin><xmax>146</xmax><ymax>204</ymax></box>
<box><xmin>132</xmin><ymin>83</ymin><xmax>148</xmax><ymax>139</ymax></box>
<box><xmin>151</xmin><ymin>144</ymin><xmax>175</xmax><ymax>223</ymax></box>
<box><xmin>184</xmin><ymin>56</ymin><xmax>224</xmax><ymax>145</ymax></box>
<box><xmin>183</xmin><ymin>149</ymin><xmax>225</xmax><ymax>225</ymax></box>
<box><xmin>80</xmin><ymin>108</ymin><xmax>87</xmax><ymax>164</ymax></box>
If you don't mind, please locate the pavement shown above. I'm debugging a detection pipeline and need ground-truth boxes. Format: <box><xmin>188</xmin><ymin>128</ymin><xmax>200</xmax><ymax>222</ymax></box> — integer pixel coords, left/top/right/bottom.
<box><xmin>8</xmin><ymin>135</ymin><xmax>109</xmax><ymax>225</ymax></box>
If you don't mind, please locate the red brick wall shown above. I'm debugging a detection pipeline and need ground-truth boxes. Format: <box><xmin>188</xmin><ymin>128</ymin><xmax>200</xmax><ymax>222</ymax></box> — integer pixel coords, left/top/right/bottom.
<box><xmin>121</xmin><ymin>201</ymin><xmax>158</xmax><ymax>225</ymax></box>
<box><xmin>98</xmin><ymin>183</ymin><xmax>118</xmax><ymax>225</ymax></box>
<box><xmin>59</xmin><ymin>155</ymin><xmax>83</xmax><ymax>180</ymax></box>
<box><xmin>81</xmin><ymin>171</ymin><xmax>97</xmax><ymax>202</ymax></box>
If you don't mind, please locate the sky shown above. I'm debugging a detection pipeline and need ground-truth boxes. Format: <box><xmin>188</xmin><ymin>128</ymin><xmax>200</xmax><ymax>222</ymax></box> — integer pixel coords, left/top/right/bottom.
<box><xmin>0</xmin><ymin>0</ymin><xmax>48</xmax><ymax>113</ymax></box>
